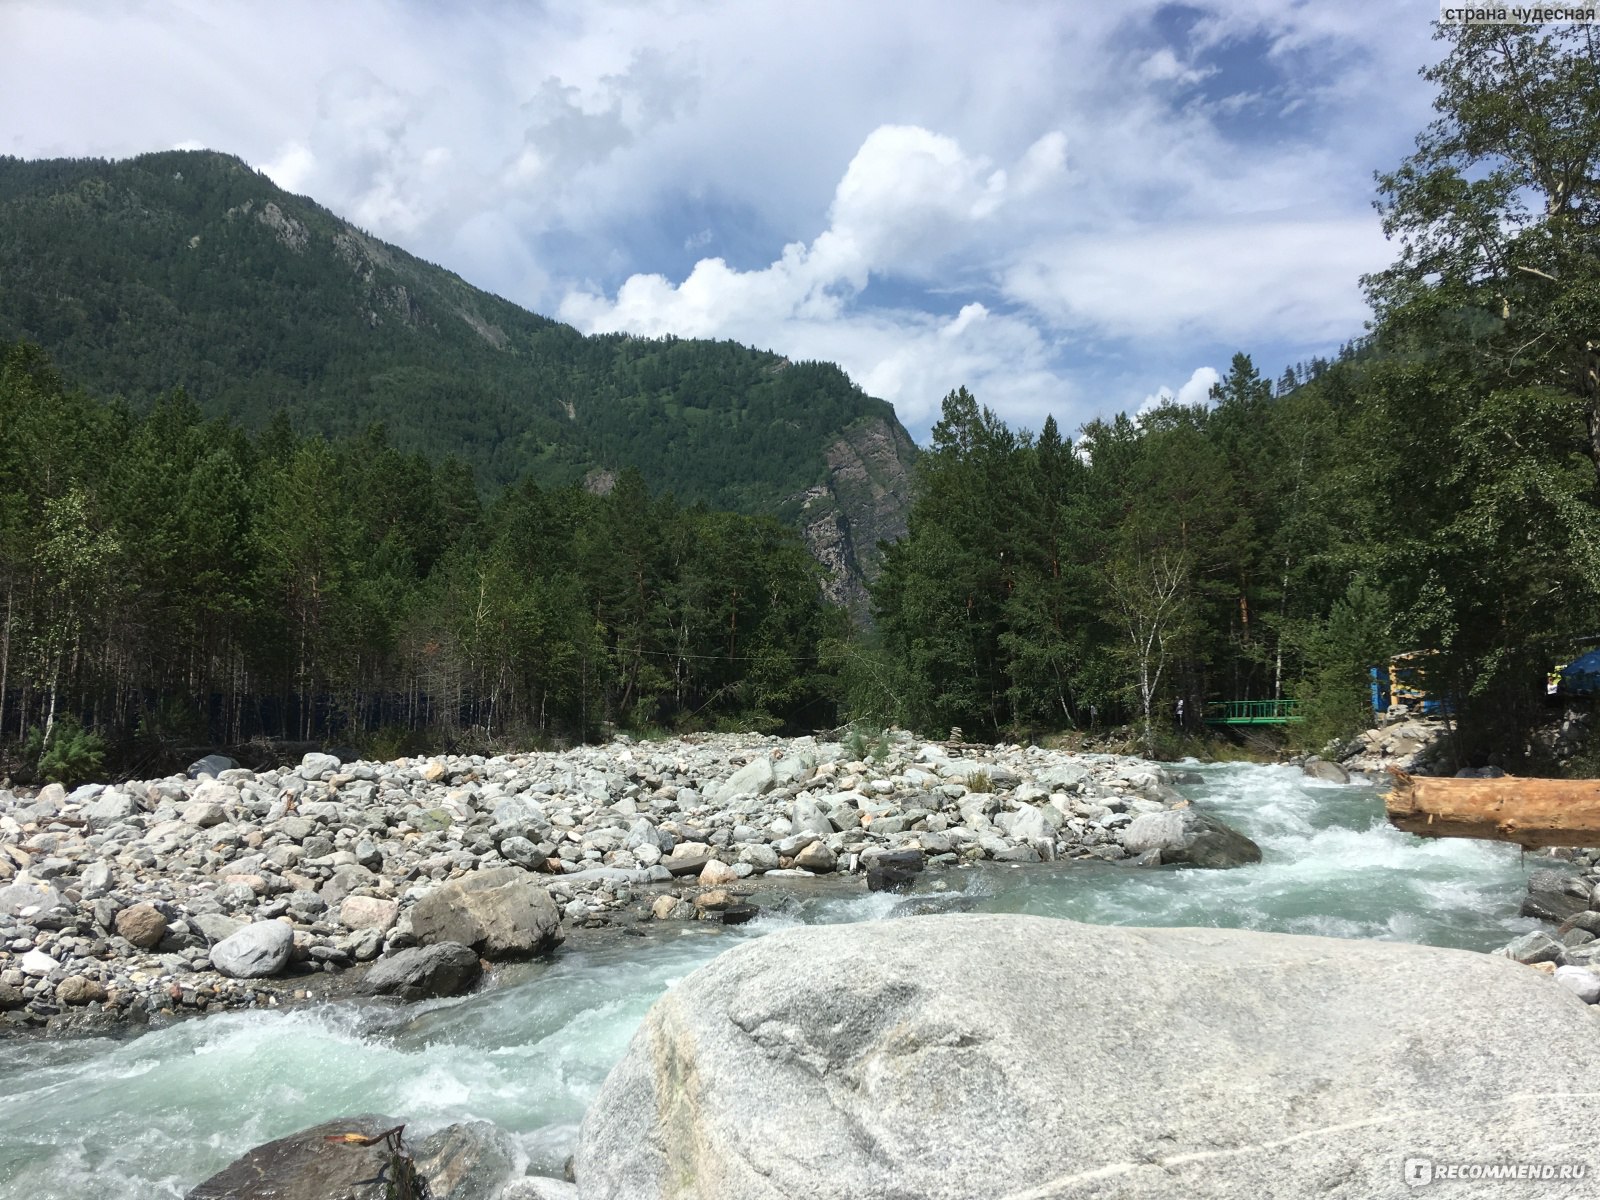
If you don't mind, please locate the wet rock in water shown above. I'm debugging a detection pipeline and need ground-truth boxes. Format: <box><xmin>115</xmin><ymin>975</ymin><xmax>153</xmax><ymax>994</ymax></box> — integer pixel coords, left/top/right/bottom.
<box><xmin>184</xmin><ymin>1113</ymin><xmax>422</xmax><ymax>1200</ymax></box>
<box><xmin>651</xmin><ymin>895</ymin><xmax>690</xmax><ymax>921</ymax></box>
<box><xmin>359</xmin><ymin>943</ymin><xmax>482</xmax><ymax>1002</ymax></box>
<box><xmin>1301</xmin><ymin>757</ymin><xmax>1351</xmax><ymax>785</ymax></box>
<box><xmin>863</xmin><ymin>847</ymin><xmax>924</xmax><ymax>893</ymax></box>
<box><xmin>1117</xmin><ymin>806</ymin><xmax>1262</xmax><ymax>869</ymax></box>
<box><xmin>577</xmin><ymin>913</ymin><xmax>1600</xmax><ymax>1200</ymax></box>
<box><xmin>210</xmin><ymin>920</ymin><xmax>294</xmax><ymax>978</ymax></box>
<box><xmin>413</xmin><ymin>1119</ymin><xmax>516</xmax><ymax>1199</ymax></box>
<box><xmin>1520</xmin><ymin>868</ymin><xmax>1590</xmax><ymax>923</ymax></box>
<box><xmin>409</xmin><ymin>867</ymin><xmax>562</xmax><ymax>957</ymax></box>
<box><xmin>714</xmin><ymin>902</ymin><xmax>759</xmax><ymax>926</ymax></box>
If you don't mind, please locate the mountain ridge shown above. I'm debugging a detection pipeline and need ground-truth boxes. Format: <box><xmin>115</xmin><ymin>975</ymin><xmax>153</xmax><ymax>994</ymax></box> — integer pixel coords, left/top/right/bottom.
<box><xmin>0</xmin><ymin>148</ymin><xmax>916</xmax><ymax>609</ymax></box>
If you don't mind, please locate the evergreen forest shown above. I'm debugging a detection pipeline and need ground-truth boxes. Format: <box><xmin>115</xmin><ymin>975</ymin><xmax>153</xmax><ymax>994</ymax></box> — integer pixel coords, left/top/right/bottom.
<box><xmin>5</xmin><ymin>22</ymin><xmax>1600</xmax><ymax>777</ymax></box>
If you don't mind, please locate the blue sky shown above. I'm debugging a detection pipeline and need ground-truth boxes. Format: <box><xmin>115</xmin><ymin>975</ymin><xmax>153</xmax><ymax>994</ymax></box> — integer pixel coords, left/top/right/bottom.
<box><xmin>2</xmin><ymin>0</ymin><xmax>1443</xmax><ymax>441</ymax></box>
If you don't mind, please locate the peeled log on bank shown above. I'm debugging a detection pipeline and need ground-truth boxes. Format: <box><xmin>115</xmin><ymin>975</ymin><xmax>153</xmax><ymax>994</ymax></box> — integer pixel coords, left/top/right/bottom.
<box><xmin>1384</xmin><ymin>768</ymin><xmax>1600</xmax><ymax>848</ymax></box>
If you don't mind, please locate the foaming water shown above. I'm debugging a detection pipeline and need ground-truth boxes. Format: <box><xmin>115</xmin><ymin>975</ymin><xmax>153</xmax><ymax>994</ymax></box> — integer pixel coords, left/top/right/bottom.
<box><xmin>977</xmin><ymin>761</ymin><xmax>1546</xmax><ymax>949</ymax></box>
<box><xmin>0</xmin><ymin>761</ymin><xmax>1559</xmax><ymax>1196</ymax></box>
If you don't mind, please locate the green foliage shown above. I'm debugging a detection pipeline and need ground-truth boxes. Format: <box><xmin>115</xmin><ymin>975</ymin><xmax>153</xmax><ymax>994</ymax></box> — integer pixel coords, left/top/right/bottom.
<box><xmin>0</xmin><ymin>151</ymin><xmax>913</xmax><ymax>518</ymax></box>
<box><xmin>0</xmin><ymin>342</ymin><xmax>843</xmax><ymax>752</ymax></box>
<box><xmin>23</xmin><ymin>716</ymin><xmax>105</xmax><ymax>786</ymax></box>
<box><xmin>843</xmin><ymin>724</ymin><xmax>890</xmax><ymax>763</ymax></box>
<box><xmin>964</xmin><ymin>769</ymin><xmax>993</xmax><ymax>794</ymax></box>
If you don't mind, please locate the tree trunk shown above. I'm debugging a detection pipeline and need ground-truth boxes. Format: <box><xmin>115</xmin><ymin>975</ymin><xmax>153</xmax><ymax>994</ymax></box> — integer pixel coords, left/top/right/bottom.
<box><xmin>1385</xmin><ymin>768</ymin><xmax>1600</xmax><ymax>847</ymax></box>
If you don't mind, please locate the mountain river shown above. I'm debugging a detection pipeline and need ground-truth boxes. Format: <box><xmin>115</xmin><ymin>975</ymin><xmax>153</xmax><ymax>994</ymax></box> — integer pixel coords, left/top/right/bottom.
<box><xmin>0</xmin><ymin>760</ymin><xmax>1555</xmax><ymax>1197</ymax></box>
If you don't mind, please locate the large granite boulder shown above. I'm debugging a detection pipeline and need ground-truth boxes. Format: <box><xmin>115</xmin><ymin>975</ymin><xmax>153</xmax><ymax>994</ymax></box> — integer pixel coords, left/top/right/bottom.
<box><xmin>409</xmin><ymin>867</ymin><xmax>563</xmax><ymax>957</ymax></box>
<box><xmin>210</xmin><ymin>920</ymin><xmax>294</xmax><ymax>978</ymax></box>
<box><xmin>185</xmin><ymin>1114</ymin><xmax>424</xmax><ymax>1200</ymax></box>
<box><xmin>1117</xmin><ymin>804</ymin><xmax>1262</xmax><ymax>868</ymax></box>
<box><xmin>576</xmin><ymin>913</ymin><xmax>1600</xmax><ymax>1199</ymax></box>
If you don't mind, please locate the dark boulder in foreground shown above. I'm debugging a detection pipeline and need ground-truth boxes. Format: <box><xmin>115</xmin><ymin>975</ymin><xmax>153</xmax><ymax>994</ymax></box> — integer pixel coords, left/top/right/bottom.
<box><xmin>184</xmin><ymin>1114</ymin><xmax>423</xmax><ymax>1200</ymax></box>
<box><xmin>359</xmin><ymin>942</ymin><xmax>483</xmax><ymax>1002</ymax></box>
<box><xmin>576</xmin><ymin>913</ymin><xmax>1600</xmax><ymax>1199</ymax></box>
<box><xmin>1117</xmin><ymin>803</ymin><xmax>1262</xmax><ymax>868</ymax></box>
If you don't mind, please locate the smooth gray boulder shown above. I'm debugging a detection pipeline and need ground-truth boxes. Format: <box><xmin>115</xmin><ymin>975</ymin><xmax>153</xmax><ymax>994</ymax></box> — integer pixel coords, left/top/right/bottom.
<box><xmin>209</xmin><ymin>920</ymin><xmax>294</xmax><ymax>978</ymax></box>
<box><xmin>359</xmin><ymin>943</ymin><xmax>483</xmax><ymax>1001</ymax></box>
<box><xmin>409</xmin><ymin>867</ymin><xmax>563</xmax><ymax>957</ymax></box>
<box><xmin>713</xmin><ymin>756</ymin><xmax>776</xmax><ymax>803</ymax></box>
<box><xmin>576</xmin><ymin>913</ymin><xmax>1600</xmax><ymax>1199</ymax></box>
<box><xmin>1117</xmin><ymin>804</ymin><xmax>1262</xmax><ymax>868</ymax></box>
<box><xmin>184</xmin><ymin>1113</ymin><xmax>421</xmax><ymax>1200</ymax></box>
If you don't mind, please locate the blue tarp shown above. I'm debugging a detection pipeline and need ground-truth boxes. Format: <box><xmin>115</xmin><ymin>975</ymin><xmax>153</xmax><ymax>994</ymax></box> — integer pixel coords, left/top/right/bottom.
<box><xmin>1560</xmin><ymin>649</ymin><xmax>1600</xmax><ymax>694</ymax></box>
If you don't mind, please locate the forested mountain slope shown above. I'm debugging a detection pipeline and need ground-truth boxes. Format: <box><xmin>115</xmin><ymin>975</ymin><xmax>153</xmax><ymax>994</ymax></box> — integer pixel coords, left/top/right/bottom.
<box><xmin>0</xmin><ymin>149</ymin><xmax>914</xmax><ymax>607</ymax></box>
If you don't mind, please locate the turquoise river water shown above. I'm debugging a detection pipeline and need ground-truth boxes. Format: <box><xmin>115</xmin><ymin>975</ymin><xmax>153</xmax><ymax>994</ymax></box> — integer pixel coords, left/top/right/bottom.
<box><xmin>0</xmin><ymin>761</ymin><xmax>1555</xmax><ymax>1197</ymax></box>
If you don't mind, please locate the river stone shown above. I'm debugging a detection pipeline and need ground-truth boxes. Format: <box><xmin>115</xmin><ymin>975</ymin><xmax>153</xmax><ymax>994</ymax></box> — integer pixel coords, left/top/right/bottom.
<box><xmin>115</xmin><ymin>902</ymin><xmax>169</xmax><ymax>948</ymax></box>
<box><xmin>1117</xmin><ymin>805</ymin><xmax>1262</xmax><ymax>869</ymax></box>
<box><xmin>210</xmin><ymin>920</ymin><xmax>294</xmax><ymax>978</ymax></box>
<box><xmin>576</xmin><ymin>913</ymin><xmax>1600</xmax><ymax>1199</ymax></box>
<box><xmin>358</xmin><ymin>942</ymin><xmax>482</xmax><ymax>1001</ymax></box>
<box><xmin>0</xmin><ymin>879</ymin><xmax>73</xmax><ymax>928</ymax></box>
<box><xmin>183</xmin><ymin>1113</ymin><xmax>422</xmax><ymax>1200</ymax></box>
<box><xmin>663</xmin><ymin>843</ymin><xmax>713</xmax><ymax>877</ymax></box>
<box><xmin>1496</xmin><ymin>930</ymin><xmax>1564</xmax><ymax>965</ymax></box>
<box><xmin>1554</xmin><ymin>965</ymin><xmax>1600</xmax><ymax>1004</ymax></box>
<box><xmin>56</xmin><ymin>975</ymin><xmax>107</xmax><ymax>1005</ymax></box>
<box><xmin>185</xmin><ymin>799</ymin><xmax>228</xmax><ymax>828</ymax></box>
<box><xmin>1520</xmin><ymin>868</ymin><xmax>1590</xmax><ymax>922</ymax></box>
<box><xmin>736</xmin><ymin>844</ymin><xmax>780</xmax><ymax>872</ymax></box>
<box><xmin>340</xmin><ymin>895</ymin><xmax>400</xmax><ymax>933</ymax></box>
<box><xmin>863</xmin><ymin>847</ymin><xmax>923</xmax><ymax>893</ymax></box>
<box><xmin>409</xmin><ymin>867</ymin><xmax>563</xmax><ymax>957</ymax></box>
<box><xmin>1301</xmin><ymin>757</ymin><xmax>1351</xmax><ymax>784</ymax></box>
<box><xmin>699</xmin><ymin>859</ymin><xmax>738</xmax><ymax>887</ymax></box>
<box><xmin>298</xmin><ymin>751</ymin><xmax>342</xmax><ymax>779</ymax></box>
<box><xmin>414</xmin><ymin>1120</ymin><xmax>516</xmax><ymax>1200</ymax></box>
<box><xmin>793</xmin><ymin>840</ymin><xmax>836</xmax><ymax>873</ymax></box>
<box><xmin>86</xmin><ymin>790</ymin><xmax>136</xmax><ymax>824</ymax></box>
<box><xmin>193</xmin><ymin>912</ymin><xmax>246</xmax><ymax>943</ymax></box>
<box><xmin>187</xmin><ymin>753</ymin><xmax>239</xmax><ymax>779</ymax></box>
<box><xmin>713</xmin><ymin>756</ymin><xmax>776</xmax><ymax>802</ymax></box>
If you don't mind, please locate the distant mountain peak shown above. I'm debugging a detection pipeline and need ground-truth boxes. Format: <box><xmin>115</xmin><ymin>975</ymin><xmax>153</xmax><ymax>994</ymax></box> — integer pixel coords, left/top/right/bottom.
<box><xmin>0</xmin><ymin>149</ymin><xmax>917</xmax><ymax>610</ymax></box>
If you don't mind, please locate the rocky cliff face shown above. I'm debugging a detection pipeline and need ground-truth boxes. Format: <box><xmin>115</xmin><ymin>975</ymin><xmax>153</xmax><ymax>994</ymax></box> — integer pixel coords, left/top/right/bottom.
<box><xmin>794</xmin><ymin>415</ymin><xmax>917</xmax><ymax>622</ymax></box>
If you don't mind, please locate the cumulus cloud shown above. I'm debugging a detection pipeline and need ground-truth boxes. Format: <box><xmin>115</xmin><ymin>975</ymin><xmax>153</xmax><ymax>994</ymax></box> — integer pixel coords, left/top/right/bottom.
<box><xmin>1</xmin><ymin>0</ymin><xmax>1440</xmax><ymax>439</ymax></box>
<box><xmin>559</xmin><ymin>124</ymin><xmax>1070</xmax><ymax>420</ymax></box>
<box><xmin>1138</xmin><ymin>366</ymin><xmax>1222</xmax><ymax>416</ymax></box>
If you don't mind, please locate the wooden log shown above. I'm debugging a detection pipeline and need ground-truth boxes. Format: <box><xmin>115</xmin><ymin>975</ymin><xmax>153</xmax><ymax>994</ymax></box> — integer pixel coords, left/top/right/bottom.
<box><xmin>1384</xmin><ymin>768</ymin><xmax>1600</xmax><ymax>848</ymax></box>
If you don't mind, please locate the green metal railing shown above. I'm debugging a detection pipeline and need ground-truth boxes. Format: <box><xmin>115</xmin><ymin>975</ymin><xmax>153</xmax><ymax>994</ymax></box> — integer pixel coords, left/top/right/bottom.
<box><xmin>1203</xmin><ymin>699</ymin><xmax>1301</xmax><ymax>725</ymax></box>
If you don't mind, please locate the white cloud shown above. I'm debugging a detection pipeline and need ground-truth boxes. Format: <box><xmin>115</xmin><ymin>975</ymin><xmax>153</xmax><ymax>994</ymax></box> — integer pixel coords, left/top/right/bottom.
<box><xmin>1138</xmin><ymin>366</ymin><xmax>1221</xmax><ymax>416</ymax></box>
<box><xmin>0</xmin><ymin>0</ymin><xmax>1442</xmax><ymax>441</ymax></box>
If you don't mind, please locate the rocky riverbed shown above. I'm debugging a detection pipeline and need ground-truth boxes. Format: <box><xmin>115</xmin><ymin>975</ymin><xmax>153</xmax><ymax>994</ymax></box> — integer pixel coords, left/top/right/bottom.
<box><xmin>0</xmin><ymin>732</ymin><xmax>1260</xmax><ymax>1034</ymax></box>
